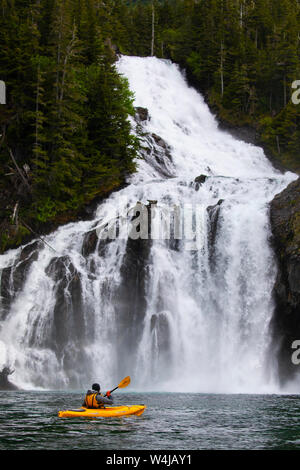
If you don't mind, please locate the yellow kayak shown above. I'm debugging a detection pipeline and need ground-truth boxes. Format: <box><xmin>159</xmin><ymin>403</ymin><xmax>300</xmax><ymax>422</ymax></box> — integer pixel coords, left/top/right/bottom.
<box><xmin>58</xmin><ymin>405</ymin><xmax>146</xmax><ymax>418</ymax></box>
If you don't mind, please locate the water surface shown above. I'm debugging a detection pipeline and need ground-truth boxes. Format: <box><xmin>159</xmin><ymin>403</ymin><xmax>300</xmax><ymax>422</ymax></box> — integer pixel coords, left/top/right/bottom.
<box><xmin>1</xmin><ymin>391</ymin><xmax>300</xmax><ymax>450</ymax></box>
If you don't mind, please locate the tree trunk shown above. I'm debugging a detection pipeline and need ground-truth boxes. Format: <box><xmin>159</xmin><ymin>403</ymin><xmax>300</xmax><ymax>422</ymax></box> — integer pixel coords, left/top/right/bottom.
<box><xmin>240</xmin><ymin>1</ymin><xmax>243</xmax><ymax>28</ymax></box>
<box><xmin>59</xmin><ymin>24</ymin><xmax>76</xmax><ymax>119</ymax></box>
<box><xmin>283</xmin><ymin>73</ymin><xmax>287</xmax><ymax>107</ymax></box>
<box><xmin>276</xmin><ymin>135</ymin><xmax>281</xmax><ymax>154</ymax></box>
<box><xmin>35</xmin><ymin>62</ymin><xmax>40</xmax><ymax>148</ymax></box>
<box><xmin>151</xmin><ymin>3</ymin><xmax>155</xmax><ymax>57</ymax></box>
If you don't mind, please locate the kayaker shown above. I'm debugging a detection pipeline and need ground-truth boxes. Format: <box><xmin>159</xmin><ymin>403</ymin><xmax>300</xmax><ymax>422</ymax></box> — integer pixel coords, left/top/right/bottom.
<box><xmin>82</xmin><ymin>383</ymin><xmax>114</xmax><ymax>409</ymax></box>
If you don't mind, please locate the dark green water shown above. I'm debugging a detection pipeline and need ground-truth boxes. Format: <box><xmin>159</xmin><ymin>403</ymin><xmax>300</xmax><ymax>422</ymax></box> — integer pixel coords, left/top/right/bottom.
<box><xmin>1</xmin><ymin>391</ymin><xmax>300</xmax><ymax>450</ymax></box>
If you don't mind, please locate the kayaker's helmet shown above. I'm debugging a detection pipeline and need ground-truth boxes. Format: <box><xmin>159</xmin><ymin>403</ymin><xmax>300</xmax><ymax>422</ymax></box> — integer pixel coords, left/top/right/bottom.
<box><xmin>92</xmin><ymin>383</ymin><xmax>100</xmax><ymax>392</ymax></box>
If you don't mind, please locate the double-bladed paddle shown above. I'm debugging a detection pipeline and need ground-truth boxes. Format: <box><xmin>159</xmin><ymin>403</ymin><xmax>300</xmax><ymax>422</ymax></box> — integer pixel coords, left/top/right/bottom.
<box><xmin>104</xmin><ymin>376</ymin><xmax>131</xmax><ymax>396</ymax></box>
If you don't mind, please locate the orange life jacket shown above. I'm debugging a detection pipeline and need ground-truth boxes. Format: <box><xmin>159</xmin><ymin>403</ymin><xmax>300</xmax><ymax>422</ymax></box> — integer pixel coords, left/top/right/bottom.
<box><xmin>84</xmin><ymin>392</ymin><xmax>105</xmax><ymax>409</ymax></box>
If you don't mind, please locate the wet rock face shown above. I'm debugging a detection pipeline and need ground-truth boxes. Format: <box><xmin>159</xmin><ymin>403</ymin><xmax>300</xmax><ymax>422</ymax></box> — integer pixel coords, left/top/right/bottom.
<box><xmin>195</xmin><ymin>174</ymin><xmax>208</xmax><ymax>185</ymax></box>
<box><xmin>150</xmin><ymin>313</ymin><xmax>171</xmax><ymax>352</ymax></box>
<box><xmin>190</xmin><ymin>175</ymin><xmax>208</xmax><ymax>191</ymax></box>
<box><xmin>43</xmin><ymin>256</ymin><xmax>86</xmax><ymax>366</ymax></box>
<box><xmin>81</xmin><ymin>223</ymin><xmax>113</xmax><ymax>258</ymax></box>
<box><xmin>207</xmin><ymin>199</ymin><xmax>224</xmax><ymax>269</ymax></box>
<box><xmin>115</xmin><ymin>203</ymin><xmax>153</xmax><ymax>373</ymax></box>
<box><xmin>270</xmin><ymin>177</ymin><xmax>300</xmax><ymax>383</ymax></box>
<box><xmin>135</xmin><ymin>107</ymin><xmax>149</xmax><ymax>122</ymax></box>
<box><xmin>0</xmin><ymin>241</ymin><xmax>40</xmax><ymax>316</ymax></box>
<box><xmin>140</xmin><ymin>132</ymin><xmax>175</xmax><ymax>178</ymax></box>
<box><xmin>134</xmin><ymin>106</ymin><xmax>175</xmax><ymax>178</ymax></box>
<box><xmin>82</xmin><ymin>228</ymin><xmax>99</xmax><ymax>257</ymax></box>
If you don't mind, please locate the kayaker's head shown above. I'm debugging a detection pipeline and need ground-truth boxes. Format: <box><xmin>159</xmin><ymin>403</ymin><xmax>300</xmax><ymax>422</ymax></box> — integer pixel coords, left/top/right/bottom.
<box><xmin>92</xmin><ymin>383</ymin><xmax>100</xmax><ymax>392</ymax></box>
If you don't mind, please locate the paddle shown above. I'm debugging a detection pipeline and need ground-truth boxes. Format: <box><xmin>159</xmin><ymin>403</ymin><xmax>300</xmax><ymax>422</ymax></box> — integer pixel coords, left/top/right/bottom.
<box><xmin>104</xmin><ymin>376</ymin><xmax>131</xmax><ymax>397</ymax></box>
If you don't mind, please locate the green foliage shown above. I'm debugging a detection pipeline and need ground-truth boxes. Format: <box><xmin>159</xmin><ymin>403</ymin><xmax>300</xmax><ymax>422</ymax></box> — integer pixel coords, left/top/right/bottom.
<box><xmin>0</xmin><ymin>225</ymin><xmax>31</xmax><ymax>253</ymax></box>
<box><xmin>0</xmin><ymin>0</ymin><xmax>138</xmax><ymax>252</ymax></box>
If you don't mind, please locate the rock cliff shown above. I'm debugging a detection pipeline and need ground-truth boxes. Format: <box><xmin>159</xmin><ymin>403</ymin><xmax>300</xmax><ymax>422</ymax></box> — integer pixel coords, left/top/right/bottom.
<box><xmin>270</xmin><ymin>177</ymin><xmax>300</xmax><ymax>383</ymax></box>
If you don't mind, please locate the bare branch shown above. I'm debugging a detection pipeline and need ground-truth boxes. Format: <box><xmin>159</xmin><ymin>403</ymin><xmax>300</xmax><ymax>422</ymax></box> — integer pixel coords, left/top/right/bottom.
<box><xmin>8</xmin><ymin>147</ymin><xmax>32</xmax><ymax>192</ymax></box>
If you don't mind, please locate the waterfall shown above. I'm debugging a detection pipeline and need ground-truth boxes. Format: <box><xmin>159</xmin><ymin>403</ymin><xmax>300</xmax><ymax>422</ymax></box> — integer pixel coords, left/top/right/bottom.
<box><xmin>0</xmin><ymin>56</ymin><xmax>296</xmax><ymax>392</ymax></box>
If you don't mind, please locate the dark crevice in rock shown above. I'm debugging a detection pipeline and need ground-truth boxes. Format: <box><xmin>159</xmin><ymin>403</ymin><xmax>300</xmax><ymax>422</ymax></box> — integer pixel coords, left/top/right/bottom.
<box><xmin>207</xmin><ymin>199</ymin><xmax>224</xmax><ymax>270</ymax></box>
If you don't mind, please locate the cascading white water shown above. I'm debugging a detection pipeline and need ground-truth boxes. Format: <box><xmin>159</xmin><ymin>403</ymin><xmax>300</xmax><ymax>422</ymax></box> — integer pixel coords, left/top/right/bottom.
<box><xmin>0</xmin><ymin>56</ymin><xmax>297</xmax><ymax>392</ymax></box>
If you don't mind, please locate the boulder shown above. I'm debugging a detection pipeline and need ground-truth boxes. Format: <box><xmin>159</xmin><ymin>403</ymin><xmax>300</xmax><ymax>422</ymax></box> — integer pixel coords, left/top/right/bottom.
<box><xmin>135</xmin><ymin>107</ymin><xmax>149</xmax><ymax>122</ymax></box>
<box><xmin>195</xmin><ymin>175</ymin><xmax>208</xmax><ymax>184</ymax></box>
<box><xmin>0</xmin><ymin>367</ymin><xmax>18</xmax><ymax>390</ymax></box>
<box><xmin>193</xmin><ymin>175</ymin><xmax>208</xmax><ymax>191</ymax></box>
